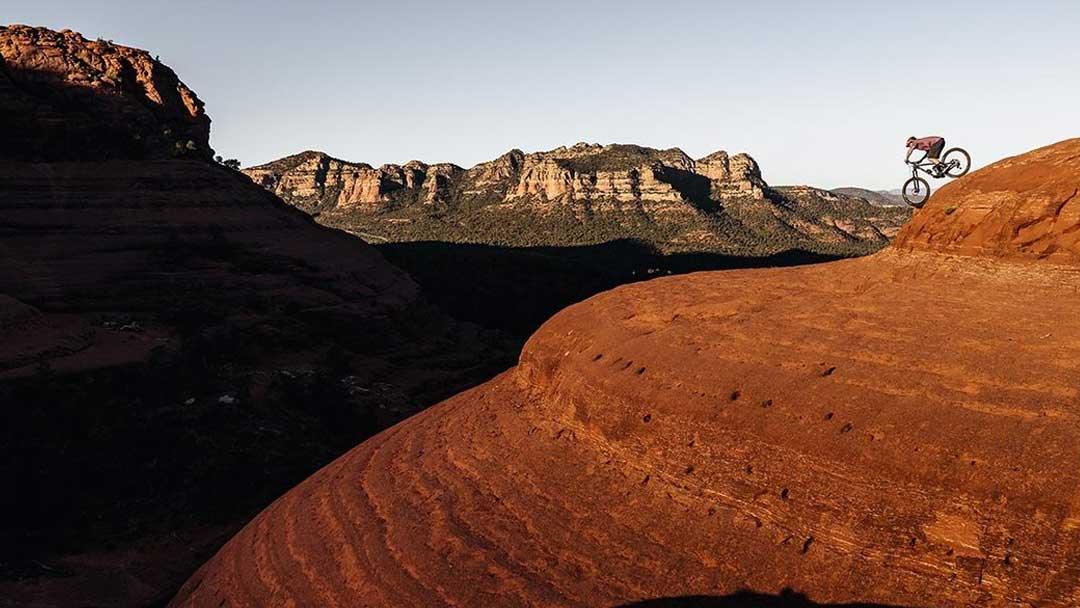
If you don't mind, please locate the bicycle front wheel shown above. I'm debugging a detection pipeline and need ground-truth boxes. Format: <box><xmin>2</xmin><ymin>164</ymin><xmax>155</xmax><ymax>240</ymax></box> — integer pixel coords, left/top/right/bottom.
<box><xmin>943</xmin><ymin>148</ymin><xmax>971</xmax><ymax>177</ymax></box>
<box><xmin>902</xmin><ymin>177</ymin><xmax>931</xmax><ymax>208</ymax></box>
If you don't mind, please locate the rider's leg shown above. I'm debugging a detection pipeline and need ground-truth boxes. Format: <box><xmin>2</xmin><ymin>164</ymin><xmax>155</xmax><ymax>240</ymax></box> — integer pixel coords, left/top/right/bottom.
<box><xmin>927</xmin><ymin>140</ymin><xmax>945</xmax><ymax>165</ymax></box>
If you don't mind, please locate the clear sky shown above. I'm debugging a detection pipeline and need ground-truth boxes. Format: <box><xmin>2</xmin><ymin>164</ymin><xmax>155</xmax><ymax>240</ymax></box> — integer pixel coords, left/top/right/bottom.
<box><xmin>5</xmin><ymin>0</ymin><xmax>1079</xmax><ymax>188</ymax></box>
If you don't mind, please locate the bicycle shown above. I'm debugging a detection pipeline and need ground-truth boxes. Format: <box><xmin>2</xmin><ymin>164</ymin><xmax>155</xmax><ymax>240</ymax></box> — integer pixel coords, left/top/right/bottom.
<box><xmin>901</xmin><ymin>147</ymin><xmax>972</xmax><ymax>208</ymax></box>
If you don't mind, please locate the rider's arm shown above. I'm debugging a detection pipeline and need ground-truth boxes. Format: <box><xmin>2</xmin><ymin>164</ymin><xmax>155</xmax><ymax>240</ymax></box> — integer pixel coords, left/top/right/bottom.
<box><xmin>905</xmin><ymin>146</ymin><xmax>914</xmax><ymax>162</ymax></box>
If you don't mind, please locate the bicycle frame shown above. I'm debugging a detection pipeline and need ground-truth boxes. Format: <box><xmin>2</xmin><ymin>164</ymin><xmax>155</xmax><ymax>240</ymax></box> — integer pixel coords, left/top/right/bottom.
<box><xmin>906</xmin><ymin>153</ymin><xmax>959</xmax><ymax>179</ymax></box>
<box><xmin>908</xmin><ymin>161</ymin><xmax>936</xmax><ymax>179</ymax></box>
<box><xmin>902</xmin><ymin>147</ymin><xmax>969</xmax><ymax>206</ymax></box>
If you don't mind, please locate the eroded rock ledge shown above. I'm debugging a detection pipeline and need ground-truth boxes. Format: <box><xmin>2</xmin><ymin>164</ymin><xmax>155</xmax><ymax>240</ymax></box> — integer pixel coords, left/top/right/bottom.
<box><xmin>894</xmin><ymin>138</ymin><xmax>1080</xmax><ymax>264</ymax></box>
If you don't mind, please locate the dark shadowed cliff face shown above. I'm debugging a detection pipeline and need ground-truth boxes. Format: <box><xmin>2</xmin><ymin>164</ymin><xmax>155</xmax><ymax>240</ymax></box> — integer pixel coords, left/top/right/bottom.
<box><xmin>0</xmin><ymin>25</ymin><xmax>510</xmax><ymax>608</ymax></box>
<box><xmin>245</xmin><ymin>144</ymin><xmax>912</xmax><ymax>257</ymax></box>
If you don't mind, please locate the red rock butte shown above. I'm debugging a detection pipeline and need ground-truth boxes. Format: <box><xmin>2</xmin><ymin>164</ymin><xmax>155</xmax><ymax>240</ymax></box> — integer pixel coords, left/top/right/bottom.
<box><xmin>0</xmin><ymin>24</ymin><xmax>211</xmax><ymax>161</ymax></box>
<box><xmin>174</xmin><ymin>138</ymin><xmax>1080</xmax><ymax>607</ymax></box>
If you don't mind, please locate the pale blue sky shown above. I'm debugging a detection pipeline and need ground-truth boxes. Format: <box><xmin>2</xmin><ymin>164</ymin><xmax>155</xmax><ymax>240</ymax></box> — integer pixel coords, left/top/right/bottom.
<box><xmin>5</xmin><ymin>0</ymin><xmax>1079</xmax><ymax>188</ymax></box>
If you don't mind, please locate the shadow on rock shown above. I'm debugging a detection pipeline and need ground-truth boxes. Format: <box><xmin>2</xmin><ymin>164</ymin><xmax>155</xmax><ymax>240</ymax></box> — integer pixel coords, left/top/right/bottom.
<box><xmin>378</xmin><ymin>239</ymin><xmax>842</xmax><ymax>338</ymax></box>
<box><xmin>619</xmin><ymin>588</ymin><xmax>911</xmax><ymax>608</ymax></box>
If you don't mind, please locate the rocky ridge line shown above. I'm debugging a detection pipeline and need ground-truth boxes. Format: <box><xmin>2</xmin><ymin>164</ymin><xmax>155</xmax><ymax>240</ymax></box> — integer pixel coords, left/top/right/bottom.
<box><xmin>244</xmin><ymin>143</ymin><xmax>767</xmax><ymax>211</ymax></box>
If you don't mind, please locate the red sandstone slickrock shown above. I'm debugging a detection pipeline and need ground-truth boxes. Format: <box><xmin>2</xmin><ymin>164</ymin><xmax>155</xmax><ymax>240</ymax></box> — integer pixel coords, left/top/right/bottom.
<box><xmin>173</xmin><ymin>141</ymin><xmax>1080</xmax><ymax>607</ymax></box>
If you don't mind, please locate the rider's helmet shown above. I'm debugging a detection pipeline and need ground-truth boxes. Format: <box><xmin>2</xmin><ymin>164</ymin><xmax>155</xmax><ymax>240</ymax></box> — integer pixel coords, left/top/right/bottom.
<box><xmin>907</xmin><ymin>136</ymin><xmax>917</xmax><ymax>146</ymax></box>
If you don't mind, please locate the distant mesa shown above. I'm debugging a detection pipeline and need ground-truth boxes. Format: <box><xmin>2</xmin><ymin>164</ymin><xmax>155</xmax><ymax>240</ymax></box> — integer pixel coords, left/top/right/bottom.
<box><xmin>175</xmin><ymin>139</ymin><xmax>1080</xmax><ymax>607</ymax></box>
<box><xmin>243</xmin><ymin>144</ymin><xmax>765</xmax><ymax>211</ymax></box>
<box><xmin>244</xmin><ymin>149</ymin><xmax>466</xmax><ymax>212</ymax></box>
<box><xmin>243</xmin><ymin>143</ymin><xmax>912</xmax><ymax>257</ymax></box>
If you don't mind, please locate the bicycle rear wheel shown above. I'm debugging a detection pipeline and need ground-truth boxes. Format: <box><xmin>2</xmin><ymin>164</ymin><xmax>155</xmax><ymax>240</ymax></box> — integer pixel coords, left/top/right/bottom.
<box><xmin>943</xmin><ymin>148</ymin><xmax>971</xmax><ymax>177</ymax></box>
<box><xmin>902</xmin><ymin>177</ymin><xmax>931</xmax><ymax>208</ymax></box>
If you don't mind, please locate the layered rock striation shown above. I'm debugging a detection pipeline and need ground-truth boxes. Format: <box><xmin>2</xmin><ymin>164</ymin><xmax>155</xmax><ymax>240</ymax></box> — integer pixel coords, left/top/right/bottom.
<box><xmin>177</xmin><ymin>140</ymin><xmax>1080</xmax><ymax>607</ymax></box>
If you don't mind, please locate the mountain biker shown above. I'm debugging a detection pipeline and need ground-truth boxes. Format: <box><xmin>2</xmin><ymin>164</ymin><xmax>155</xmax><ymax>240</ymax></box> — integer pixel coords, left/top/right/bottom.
<box><xmin>906</xmin><ymin>136</ymin><xmax>946</xmax><ymax>174</ymax></box>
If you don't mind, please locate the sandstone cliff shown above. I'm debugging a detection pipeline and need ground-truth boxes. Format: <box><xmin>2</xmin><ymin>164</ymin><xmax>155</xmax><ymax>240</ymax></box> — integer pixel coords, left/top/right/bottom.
<box><xmin>245</xmin><ymin>143</ymin><xmax>907</xmax><ymax>256</ymax></box>
<box><xmin>697</xmin><ymin>149</ymin><xmax>768</xmax><ymax>199</ymax></box>
<box><xmin>176</xmin><ymin>140</ymin><xmax>1080</xmax><ymax>607</ymax></box>
<box><xmin>245</xmin><ymin>150</ymin><xmax>464</xmax><ymax>213</ymax></box>
<box><xmin>0</xmin><ymin>25</ymin><xmax>211</xmax><ymax>161</ymax></box>
<box><xmin>248</xmin><ymin>143</ymin><xmax>767</xmax><ymax>209</ymax></box>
